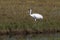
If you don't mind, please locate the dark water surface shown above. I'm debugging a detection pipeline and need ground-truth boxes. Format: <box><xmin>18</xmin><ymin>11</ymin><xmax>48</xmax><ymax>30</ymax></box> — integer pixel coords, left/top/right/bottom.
<box><xmin>0</xmin><ymin>33</ymin><xmax>60</xmax><ymax>40</ymax></box>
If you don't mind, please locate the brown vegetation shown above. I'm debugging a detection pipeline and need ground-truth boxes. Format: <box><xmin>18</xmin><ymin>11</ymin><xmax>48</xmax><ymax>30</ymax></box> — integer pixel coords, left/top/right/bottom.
<box><xmin>0</xmin><ymin>0</ymin><xmax>60</xmax><ymax>35</ymax></box>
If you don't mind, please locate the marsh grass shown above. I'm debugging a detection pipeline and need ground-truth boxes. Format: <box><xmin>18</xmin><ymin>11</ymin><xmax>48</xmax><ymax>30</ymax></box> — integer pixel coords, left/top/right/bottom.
<box><xmin>0</xmin><ymin>0</ymin><xmax>60</xmax><ymax>31</ymax></box>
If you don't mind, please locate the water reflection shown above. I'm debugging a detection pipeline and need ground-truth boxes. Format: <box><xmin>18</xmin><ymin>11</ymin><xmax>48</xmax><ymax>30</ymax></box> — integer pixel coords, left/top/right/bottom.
<box><xmin>8</xmin><ymin>36</ymin><xmax>16</xmax><ymax>40</ymax></box>
<box><xmin>0</xmin><ymin>33</ymin><xmax>60</xmax><ymax>40</ymax></box>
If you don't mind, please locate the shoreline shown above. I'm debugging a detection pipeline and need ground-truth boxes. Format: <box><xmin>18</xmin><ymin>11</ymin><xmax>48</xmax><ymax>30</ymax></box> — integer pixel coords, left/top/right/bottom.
<box><xmin>0</xmin><ymin>29</ymin><xmax>60</xmax><ymax>35</ymax></box>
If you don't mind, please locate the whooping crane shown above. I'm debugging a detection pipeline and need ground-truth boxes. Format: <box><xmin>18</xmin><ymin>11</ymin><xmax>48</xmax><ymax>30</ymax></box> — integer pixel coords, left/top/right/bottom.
<box><xmin>29</xmin><ymin>8</ymin><xmax>43</xmax><ymax>21</ymax></box>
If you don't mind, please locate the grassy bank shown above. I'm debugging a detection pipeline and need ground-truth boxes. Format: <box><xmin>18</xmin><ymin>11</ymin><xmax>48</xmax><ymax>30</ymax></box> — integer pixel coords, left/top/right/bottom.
<box><xmin>0</xmin><ymin>0</ymin><xmax>60</xmax><ymax>32</ymax></box>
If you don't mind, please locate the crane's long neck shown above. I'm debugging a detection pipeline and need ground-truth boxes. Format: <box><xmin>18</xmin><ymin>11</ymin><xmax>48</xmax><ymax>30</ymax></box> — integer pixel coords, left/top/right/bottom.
<box><xmin>29</xmin><ymin>9</ymin><xmax>32</xmax><ymax>15</ymax></box>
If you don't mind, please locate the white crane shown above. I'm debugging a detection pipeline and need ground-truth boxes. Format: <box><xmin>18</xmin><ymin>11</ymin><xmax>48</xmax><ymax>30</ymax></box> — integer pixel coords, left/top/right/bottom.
<box><xmin>29</xmin><ymin>8</ymin><xmax>43</xmax><ymax>21</ymax></box>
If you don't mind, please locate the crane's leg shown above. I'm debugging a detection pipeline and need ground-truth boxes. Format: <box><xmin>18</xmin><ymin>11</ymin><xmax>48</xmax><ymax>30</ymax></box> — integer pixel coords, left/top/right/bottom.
<box><xmin>35</xmin><ymin>19</ymin><xmax>36</xmax><ymax>21</ymax></box>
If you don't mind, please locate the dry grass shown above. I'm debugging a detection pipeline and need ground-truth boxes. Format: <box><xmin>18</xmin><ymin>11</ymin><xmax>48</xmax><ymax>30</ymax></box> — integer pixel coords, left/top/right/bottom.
<box><xmin>0</xmin><ymin>0</ymin><xmax>60</xmax><ymax>31</ymax></box>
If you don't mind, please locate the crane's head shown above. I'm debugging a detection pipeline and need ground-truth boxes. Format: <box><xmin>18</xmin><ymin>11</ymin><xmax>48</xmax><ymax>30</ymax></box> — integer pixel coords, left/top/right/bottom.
<box><xmin>28</xmin><ymin>8</ymin><xmax>32</xmax><ymax>13</ymax></box>
<box><xmin>28</xmin><ymin>8</ymin><xmax>32</xmax><ymax>15</ymax></box>
<box><xmin>30</xmin><ymin>8</ymin><xmax>32</xmax><ymax>12</ymax></box>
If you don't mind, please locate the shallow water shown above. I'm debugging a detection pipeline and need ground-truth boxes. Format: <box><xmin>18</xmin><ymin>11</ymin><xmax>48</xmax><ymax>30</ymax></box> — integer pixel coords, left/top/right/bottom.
<box><xmin>0</xmin><ymin>33</ymin><xmax>60</xmax><ymax>40</ymax></box>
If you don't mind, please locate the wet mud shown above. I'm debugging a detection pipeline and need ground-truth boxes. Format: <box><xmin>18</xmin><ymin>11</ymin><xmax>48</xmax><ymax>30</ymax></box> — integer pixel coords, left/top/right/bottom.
<box><xmin>0</xmin><ymin>29</ymin><xmax>60</xmax><ymax>35</ymax></box>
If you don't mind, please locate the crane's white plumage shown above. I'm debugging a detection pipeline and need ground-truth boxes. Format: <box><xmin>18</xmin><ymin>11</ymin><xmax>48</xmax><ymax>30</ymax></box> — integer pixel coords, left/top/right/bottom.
<box><xmin>29</xmin><ymin>8</ymin><xmax>43</xmax><ymax>21</ymax></box>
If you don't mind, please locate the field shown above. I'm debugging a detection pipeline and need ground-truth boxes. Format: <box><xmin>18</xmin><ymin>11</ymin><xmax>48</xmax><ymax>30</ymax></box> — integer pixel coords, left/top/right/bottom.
<box><xmin>0</xmin><ymin>0</ymin><xmax>60</xmax><ymax>34</ymax></box>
